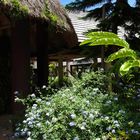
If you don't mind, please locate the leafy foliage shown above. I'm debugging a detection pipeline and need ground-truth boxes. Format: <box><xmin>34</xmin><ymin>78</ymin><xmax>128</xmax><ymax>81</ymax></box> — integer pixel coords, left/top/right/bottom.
<box><xmin>81</xmin><ymin>32</ymin><xmax>129</xmax><ymax>48</ymax></box>
<box><xmin>15</xmin><ymin>72</ymin><xmax>140</xmax><ymax>139</ymax></box>
<box><xmin>81</xmin><ymin>31</ymin><xmax>140</xmax><ymax>76</ymax></box>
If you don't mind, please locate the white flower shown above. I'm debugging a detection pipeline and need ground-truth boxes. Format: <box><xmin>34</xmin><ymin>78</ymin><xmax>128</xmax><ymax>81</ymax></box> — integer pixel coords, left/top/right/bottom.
<box><xmin>80</xmin><ymin>126</ymin><xmax>85</xmax><ymax>130</ymax></box>
<box><xmin>27</xmin><ymin>131</ymin><xmax>31</xmax><ymax>136</ymax></box>
<box><xmin>28</xmin><ymin>121</ymin><xmax>33</xmax><ymax>125</ymax></box>
<box><xmin>138</xmin><ymin>122</ymin><xmax>140</xmax><ymax>126</ymax></box>
<box><xmin>15</xmin><ymin>97</ymin><xmax>19</xmax><ymax>102</ymax></box>
<box><xmin>115</xmin><ymin>123</ymin><xmax>120</xmax><ymax>128</ymax></box>
<box><xmin>106</xmin><ymin>100</ymin><xmax>111</xmax><ymax>104</ymax></box>
<box><xmin>104</xmin><ymin>116</ymin><xmax>109</xmax><ymax>120</ymax></box>
<box><xmin>93</xmin><ymin>88</ymin><xmax>99</xmax><ymax>91</ymax></box>
<box><xmin>114</xmin><ymin>97</ymin><xmax>118</xmax><ymax>101</ymax></box>
<box><xmin>36</xmin><ymin>98</ymin><xmax>41</xmax><ymax>102</ymax></box>
<box><xmin>119</xmin><ymin>110</ymin><xmax>125</xmax><ymax>114</ymax></box>
<box><xmin>112</xmin><ymin>129</ymin><xmax>115</xmax><ymax>133</ymax></box>
<box><xmin>82</xmin><ymin>111</ymin><xmax>88</xmax><ymax>116</ymax></box>
<box><xmin>73</xmin><ymin>136</ymin><xmax>79</xmax><ymax>140</ymax></box>
<box><xmin>46</xmin><ymin>121</ymin><xmax>50</xmax><ymax>125</ymax></box>
<box><xmin>46</xmin><ymin>102</ymin><xmax>51</xmax><ymax>105</ymax></box>
<box><xmin>46</xmin><ymin>113</ymin><xmax>50</xmax><ymax>116</ymax></box>
<box><xmin>114</xmin><ymin>120</ymin><xmax>119</xmax><ymax>124</ymax></box>
<box><xmin>42</xmin><ymin>85</ymin><xmax>46</xmax><ymax>89</ymax></box>
<box><xmin>27</xmin><ymin>137</ymin><xmax>32</xmax><ymax>140</ymax></box>
<box><xmin>89</xmin><ymin>113</ymin><xmax>94</xmax><ymax>120</ymax></box>
<box><xmin>82</xmin><ymin>122</ymin><xmax>86</xmax><ymax>126</ymax></box>
<box><xmin>37</xmin><ymin>123</ymin><xmax>41</xmax><ymax>127</ymax></box>
<box><xmin>69</xmin><ymin>122</ymin><xmax>76</xmax><ymax>126</ymax></box>
<box><xmin>70</xmin><ymin>114</ymin><xmax>76</xmax><ymax>119</ymax></box>
<box><xmin>106</xmin><ymin>126</ymin><xmax>112</xmax><ymax>131</ymax></box>
<box><xmin>32</xmin><ymin>104</ymin><xmax>37</xmax><ymax>109</ymax></box>
<box><xmin>23</xmin><ymin>120</ymin><xmax>27</xmax><ymax>123</ymax></box>
<box><xmin>137</xmin><ymin>94</ymin><xmax>140</xmax><ymax>97</ymax></box>
<box><xmin>52</xmin><ymin>117</ymin><xmax>57</xmax><ymax>123</ymax></box>
<box><xmin>30</xmin><ymin>94</ymin><xmax>36</xmax><ymax>98</ymax></box>
<box><xmin>85</xmin><ymin>100</ymin><xmax>90</xmax><ymax>105</ymax></box>
<box><xmin>96</xmin><ymin>138</ymin><xmax>101</xmax><ymax>140</ymax></box>
<box><xmin>14</xmin><ymin>91</ymin><xmax>19</xmax><ymax>95</ymax></box>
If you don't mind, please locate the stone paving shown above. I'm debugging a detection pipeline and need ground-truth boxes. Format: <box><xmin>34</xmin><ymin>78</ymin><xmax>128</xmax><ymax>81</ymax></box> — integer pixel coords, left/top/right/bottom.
<box><xmin>0</xmin><ymin>114</ymin><xmax>25</xmax><ymax>140</ymax></box>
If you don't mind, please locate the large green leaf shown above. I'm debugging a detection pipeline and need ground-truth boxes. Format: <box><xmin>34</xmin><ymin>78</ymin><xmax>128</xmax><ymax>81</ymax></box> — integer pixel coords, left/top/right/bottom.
<box><xmin>86</xmin><ymin>31</ymin><xmax>119</xmax><ymax>39</ymax></box>
<box><xmin>80</xmin><ymin>32</ymin><xmax>129</xmax><ymax>48</ymax></box>
<box><xmin>106</xmin><ymin>48</ymin><xmax>137</xmax><ymax>62</ymax></box>
<box><xmin>120</xmin><ymin>60</ymin><xmax>140</xmax><ymax>76</ymax></box>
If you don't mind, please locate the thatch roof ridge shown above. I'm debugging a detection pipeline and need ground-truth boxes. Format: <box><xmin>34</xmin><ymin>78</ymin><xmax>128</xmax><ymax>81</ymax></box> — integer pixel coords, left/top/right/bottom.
<box><xmin>0</xmin><ymin>0</ymin><xmax>78</xmax><ymax>47</ymax></box>
<box><xmin>0</xmin><ymin>0</ymin><xmax>73</xmax><ymax>30</ymax></box>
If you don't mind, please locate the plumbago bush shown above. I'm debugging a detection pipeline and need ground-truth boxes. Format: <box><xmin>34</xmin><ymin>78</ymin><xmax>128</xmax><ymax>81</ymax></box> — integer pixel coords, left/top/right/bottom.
<box><xmin>15</xmin><ymin>71</ymin><xmax>140</xmax><ymax>140</ymax></box>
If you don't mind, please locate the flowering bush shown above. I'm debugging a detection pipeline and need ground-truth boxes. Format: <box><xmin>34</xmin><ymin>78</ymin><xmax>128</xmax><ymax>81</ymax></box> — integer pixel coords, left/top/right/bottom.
<box><xmin>15</xmin><ymin>72</ymin><xmax>140</xmax><ymax>140</ymax></box>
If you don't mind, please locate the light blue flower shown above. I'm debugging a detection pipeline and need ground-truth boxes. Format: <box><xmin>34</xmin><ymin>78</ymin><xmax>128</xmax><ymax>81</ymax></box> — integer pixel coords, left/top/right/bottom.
<box><xmin>106</xmin><ymin>126</ymin><xmax>112</xmax><ymax>131</ymax></box>
<box><xmin>69</xmin><ymin>122</ymin><xmax>76</xmax><ymax>126</ymax></box>
<box><xmin>73</xmin><ymin>136</ymin><xmax>79</xmax><ymax>140</ymax></box>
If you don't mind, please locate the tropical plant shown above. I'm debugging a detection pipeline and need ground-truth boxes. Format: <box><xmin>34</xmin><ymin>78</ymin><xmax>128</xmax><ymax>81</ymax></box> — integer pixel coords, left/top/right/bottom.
<box><xmin>81</xmin><ymin>31</ymin><xmax>140</xmax><ymax>76</ymax></box>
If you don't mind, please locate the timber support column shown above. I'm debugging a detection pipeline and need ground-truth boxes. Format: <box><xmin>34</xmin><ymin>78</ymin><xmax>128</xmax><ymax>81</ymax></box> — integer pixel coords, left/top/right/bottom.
<box><xmin>11</xmin><ymin>20</ymin><xmax>30</xmax><ymax>114</ymax></box>
<box><xmin>58</xmin><ymin>55</ymin><xmax>63</xmax><ymax>86</ymax></box>
<box><xmin>36</xmin><ymin>23</ymin><xmax>48</xmax><ymax>88</ymax></box>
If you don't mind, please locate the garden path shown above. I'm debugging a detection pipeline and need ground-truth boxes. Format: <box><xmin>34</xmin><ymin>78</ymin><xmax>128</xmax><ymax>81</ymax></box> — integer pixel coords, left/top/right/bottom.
<box><xmin>0</xmin><ymin>114</ymin><xmax>24</xmax><ymax>140</ymax></box>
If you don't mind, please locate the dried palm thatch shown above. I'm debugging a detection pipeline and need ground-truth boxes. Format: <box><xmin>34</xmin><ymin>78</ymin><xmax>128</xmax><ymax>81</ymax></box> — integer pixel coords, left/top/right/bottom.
<box><xmin>0</xmin><ymin>0</ymin><xmax>78</xmax><ymax>47</ymax></box>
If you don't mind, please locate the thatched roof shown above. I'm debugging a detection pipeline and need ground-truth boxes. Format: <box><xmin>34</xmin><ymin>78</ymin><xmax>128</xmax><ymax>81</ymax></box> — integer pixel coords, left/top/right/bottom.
<box><xmin>0</xmin><ymin>0</ymin><xmax>78</xmax><ymax>48</ymax></box>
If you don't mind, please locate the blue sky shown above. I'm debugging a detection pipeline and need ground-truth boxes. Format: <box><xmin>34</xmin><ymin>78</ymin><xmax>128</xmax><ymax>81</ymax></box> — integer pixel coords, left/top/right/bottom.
<box><xmin>60</xmin><ymin>0</ymin><xmax>135</xmax><ymax>6</ymax></box>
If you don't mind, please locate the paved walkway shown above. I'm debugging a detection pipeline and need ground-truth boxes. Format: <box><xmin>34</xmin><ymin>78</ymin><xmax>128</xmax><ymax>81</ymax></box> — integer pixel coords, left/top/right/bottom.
<box><xmin>0</xmin><ymin>114</ymin><xmax>24</xmax><ymax>140</ymax></box>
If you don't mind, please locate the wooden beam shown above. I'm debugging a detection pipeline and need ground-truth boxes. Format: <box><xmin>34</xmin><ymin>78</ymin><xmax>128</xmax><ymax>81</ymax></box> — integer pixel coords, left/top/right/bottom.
<box><xmin>11</xmin><ymin>20</ymin><xmax>30</xmax><ymax>114</ymax></box>
<box><xmin>58</xmin><ymin>55</ymin><xmax>63</xmax><ymax>86</ymax></box>
<box><xmin>36</xmin><ymin>23</ymin><xmax>49</xmax><ymax>87</ymax></box>
<box><xmin>0</xmin><ymin>24</ymin><xmax>11</xmax><ymax>30</ymax></box>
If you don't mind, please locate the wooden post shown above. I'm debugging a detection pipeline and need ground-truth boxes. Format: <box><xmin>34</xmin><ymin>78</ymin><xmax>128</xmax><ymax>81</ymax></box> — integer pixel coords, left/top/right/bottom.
<box><xmin>58</xmin><ymin>55</ymin><xmax>63</xmax><ymax>86</ymax></box>
<box><xmin>11</xmin><ymin>20</ymin><xmax>30</xmax><ymax>114</ymax></box>
<box><xmin>36</xmin><ymin>23</ymin><xmax>48</xmax><ymax>88</ymax></box>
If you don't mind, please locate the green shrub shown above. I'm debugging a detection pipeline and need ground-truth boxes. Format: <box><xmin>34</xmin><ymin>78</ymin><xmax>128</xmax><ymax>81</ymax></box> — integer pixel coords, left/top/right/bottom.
<box><xmin>15</xmin><ymin>72</ymin><xmax>140</xmax><ymax>140</ymax></box>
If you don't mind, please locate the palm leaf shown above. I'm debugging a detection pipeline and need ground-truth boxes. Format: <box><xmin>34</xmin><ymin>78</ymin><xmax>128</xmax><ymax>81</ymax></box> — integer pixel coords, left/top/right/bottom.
<box><xmin>120</xmin><ymin>60</ymin><xmax>140</xmax><ymax>76</ymax></box>
<box><xmin>106</xmin><ymin>48</ymin><xmax>137</xmax><ymax>62</ymax></box>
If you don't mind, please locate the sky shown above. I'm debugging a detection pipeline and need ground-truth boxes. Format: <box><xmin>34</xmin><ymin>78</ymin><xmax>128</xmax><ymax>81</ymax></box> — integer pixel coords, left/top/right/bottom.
<box><xmin>60</xmin><ymin>0</ymin><xmax>135</xmax><ymax>7</ymax></box>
